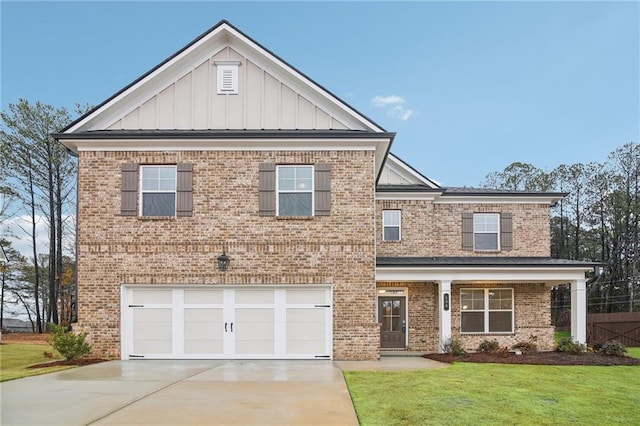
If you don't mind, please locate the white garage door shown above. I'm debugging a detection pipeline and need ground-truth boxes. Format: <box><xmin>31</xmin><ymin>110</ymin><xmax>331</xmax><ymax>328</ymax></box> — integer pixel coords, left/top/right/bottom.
<box><xmin>121</xmin><ymin>286</ymin><xmax>332</xmax><ymax>360</ymax></box>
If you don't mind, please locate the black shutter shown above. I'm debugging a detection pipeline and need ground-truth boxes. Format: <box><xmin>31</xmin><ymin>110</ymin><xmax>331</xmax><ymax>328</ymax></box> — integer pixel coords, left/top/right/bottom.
<box><xmin>121</xmin><ymin>163</ymin><xmax>138</xmax><ymax>216</ymax></box>
<box><xmin>259</xmin><ymin>163</ymin><xmax>276</xmax><ymax>216</ymax></box>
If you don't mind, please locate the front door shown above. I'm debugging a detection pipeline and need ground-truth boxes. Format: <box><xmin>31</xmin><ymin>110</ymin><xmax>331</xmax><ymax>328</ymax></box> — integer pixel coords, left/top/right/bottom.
<box><xmin>378</xmin><ymin>297</ymin><xmax>405</xmax><ymax>349</ymax></box>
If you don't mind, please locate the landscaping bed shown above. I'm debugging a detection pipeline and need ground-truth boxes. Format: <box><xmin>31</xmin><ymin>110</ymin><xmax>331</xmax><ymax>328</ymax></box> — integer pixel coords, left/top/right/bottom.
<box><xmin>424</xmin><ymin>351</ymin><xmax>640</xmax><ymax>366</ymax></box>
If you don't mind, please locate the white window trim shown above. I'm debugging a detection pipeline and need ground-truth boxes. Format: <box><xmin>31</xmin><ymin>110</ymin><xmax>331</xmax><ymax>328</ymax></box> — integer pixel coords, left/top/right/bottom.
<box><xmin>276</xmin><ymin>165</ymin><xmax>314</xmax><ymax>217</ymax></box>
<box><xmin>460</xmin><ymin>288</ymin><xmax>514</xmax><ymax>334</ymax></box>
<box><xmin>382</xmin><ymin>210</ymin><xmax>401</xmax><ymax>241</ymax></box>
<box><xmin>139</xmin><ymin>165</ymin><xmax>177</xmax><ymax>217</ymax></box>
<box><xmin>473</xmin><ymin>213</ymin><xmax>500</xmax><ymax>251</ymax></box>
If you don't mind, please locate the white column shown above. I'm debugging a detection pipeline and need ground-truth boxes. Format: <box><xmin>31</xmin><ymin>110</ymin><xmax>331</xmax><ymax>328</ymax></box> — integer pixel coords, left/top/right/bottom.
<box><xmin>438</xmin><ymin>280</ymin><xmax>452</xmax><ymax>353</ymax></box>
<box><xmin>571</xmin><ymin>279</ymin><xmax>587</xmax><ymax>344</ymax></box>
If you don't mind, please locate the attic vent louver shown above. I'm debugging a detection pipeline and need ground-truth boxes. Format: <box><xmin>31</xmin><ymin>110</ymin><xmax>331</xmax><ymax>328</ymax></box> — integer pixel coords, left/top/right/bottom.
<box><xmin>215</xmin><ymin>61</ymin><xmax>240</xmax><ymax>95</ymax></box>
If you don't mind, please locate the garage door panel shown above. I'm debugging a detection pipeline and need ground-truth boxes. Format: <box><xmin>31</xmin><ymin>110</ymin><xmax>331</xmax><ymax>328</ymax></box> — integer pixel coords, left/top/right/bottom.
<box><xmin>286</xmin><ymin>308</ymin><xmax>326</xmax><ymax>355</ymax></box>
<box><xmin>286</xmin><ymin>289</ymin><xmax>327</xmax><ymax>304</ymax></box>
<box><xmin>235</xmin><ymin>289</ymin><xmax>274</xmax><ymax>304</ymax></box>
<box><xmin>132</xmin><ymin>289</ymin><xmax>172</xmax><ymax>304</ymax></box>
<box><xmin>184</xmin><ymin>289</ymin><xmax>223</xmax><ymax>304</ymax></box>
<box><xmin>235</xmin><ymin>308</ymin><xmax>274</xmax><ymax>354</ymax></box>
<box><xmin>184</xmin><ymin>308</ymin><xmax>224</xmax><ymax>355</ymax></box>
<box><xmin>133</xmin><ymin>308</ymin><xmax>172</xmax><ymax>354</ymax></box>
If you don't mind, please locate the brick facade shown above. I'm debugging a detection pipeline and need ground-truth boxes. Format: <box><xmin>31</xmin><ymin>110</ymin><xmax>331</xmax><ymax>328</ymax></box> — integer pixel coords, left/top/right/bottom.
<box><xmin>451</xmin><ymin>283</ymin><xmax>554</xmax><ymax>351</ymax></box>
<box><xmin>76</xmin><ymin>149</ymin><xmax>379</xmax><ymax>360</ymax></box>
<box><xmin>377</xmin><ymin>200</ymin><xmax>551</xmax><ymax>257</ymax></box>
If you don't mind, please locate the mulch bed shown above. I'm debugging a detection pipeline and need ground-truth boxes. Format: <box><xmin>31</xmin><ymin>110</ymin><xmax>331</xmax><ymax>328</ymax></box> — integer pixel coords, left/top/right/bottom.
<box><xmin>424</xmin><ymin>351</ymin><xmax>640</xmax><ymax>366</ymax></box>
<box><xmin>27</xmin><ymin>358</ymin><xmax>107</xmax><ymax>368</ymax></box>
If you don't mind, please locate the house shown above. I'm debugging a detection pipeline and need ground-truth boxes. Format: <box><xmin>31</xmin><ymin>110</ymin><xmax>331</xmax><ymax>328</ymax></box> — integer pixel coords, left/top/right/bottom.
<box><xmin>54</xmin><ymin>20</ymin><xmax>594</xmax><ymax>361</ymax></box>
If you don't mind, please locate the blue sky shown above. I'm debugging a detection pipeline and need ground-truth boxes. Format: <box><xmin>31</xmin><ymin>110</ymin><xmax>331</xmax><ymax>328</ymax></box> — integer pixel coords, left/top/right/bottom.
<box><xmin>2</xmin><ymin>0</ymin><xmax>638</xmax><ymax>187</ymax></box>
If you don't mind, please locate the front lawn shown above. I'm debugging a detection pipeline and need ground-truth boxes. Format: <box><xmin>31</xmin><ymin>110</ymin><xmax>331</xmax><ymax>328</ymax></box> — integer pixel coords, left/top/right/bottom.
<box><xmin>628</xmin><ymin>347</ymin><xmax>640</xmax><ymax>358</ymax></box>
<box><xmin>345</xmin><ymin>363</ymin><xmax>640</xmax><ymax>425</ymax></box>
<box><xmin>0</xmin><ymin>343</ymin><xmax>70</xmax><ymax>382</ymax></box>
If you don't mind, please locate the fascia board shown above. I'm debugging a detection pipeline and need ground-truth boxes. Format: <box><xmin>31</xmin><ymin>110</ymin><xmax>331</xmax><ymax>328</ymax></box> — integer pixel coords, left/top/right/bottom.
<box><xmin>58</xmin><ymin>137</ymin><xmax>390</xmax><ymax>153</ymax></box>
<box><xmin>376</xmin><ymin>266</ymin><xmax>591</xmax><ymax>283</ymax></box>
<box><xmin>375</xmin><ymin>192</ymin><xmax>441</xmax><ymax>201</ymax></box>
<box><xmin>435</xmin><ymin>195</ymin><xmax>561</xmax><ymax>205</ymax></box>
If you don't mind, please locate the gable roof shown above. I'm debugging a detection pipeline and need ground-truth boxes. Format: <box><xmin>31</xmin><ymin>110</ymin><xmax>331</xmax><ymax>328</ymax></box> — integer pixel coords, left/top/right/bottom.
<box><xmin>61</xmin><ymin>20</ymin><xmax>388</xmax><ymax>135</ymax></box>
<box><xmin>378</xmin><ymin>153</ymin><xmax>441</xmax><ymax>188</ymax></box>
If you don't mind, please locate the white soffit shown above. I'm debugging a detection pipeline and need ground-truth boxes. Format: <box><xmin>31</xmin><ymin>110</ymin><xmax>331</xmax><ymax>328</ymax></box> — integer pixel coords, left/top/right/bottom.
<box><xmin>64</xmin><ymin>22</ymin><xmax>385</xmax><ymax>134</ymax></box>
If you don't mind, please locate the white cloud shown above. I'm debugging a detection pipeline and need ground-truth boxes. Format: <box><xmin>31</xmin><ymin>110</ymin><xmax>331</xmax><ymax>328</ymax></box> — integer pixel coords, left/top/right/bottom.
<box><xmin>372</xmin><ymin>95</ymin><xmax>406</xmax><ymax>107</ymax></box>
<box><xmin>372</xmin><ymin>95</ymin><xmax>416</xmax><ymax>121</ymax></box>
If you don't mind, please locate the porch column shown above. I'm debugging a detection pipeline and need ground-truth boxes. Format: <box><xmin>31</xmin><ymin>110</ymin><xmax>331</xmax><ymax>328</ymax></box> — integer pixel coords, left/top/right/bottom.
<box><xmin>571</xmin><ymin>278</ymin><xmax>587</xmax><ymax>344</ymax></box>
<box><xmin>438</xmin><ymin>280</ymin><xmax>452</xmax><ymax>353</ymax></box>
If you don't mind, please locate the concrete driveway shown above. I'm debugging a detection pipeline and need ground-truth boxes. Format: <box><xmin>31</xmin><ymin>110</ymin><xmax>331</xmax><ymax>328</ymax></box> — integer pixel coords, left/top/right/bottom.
<box><xmin>1</xmin><ymin>357</ymin><xmax>447</xmax><ymax>425</ymax></box>
<box><xmin>1</xmin><ymin>360</ymin><xmax>358</xmax><ymax>426</ymax></box>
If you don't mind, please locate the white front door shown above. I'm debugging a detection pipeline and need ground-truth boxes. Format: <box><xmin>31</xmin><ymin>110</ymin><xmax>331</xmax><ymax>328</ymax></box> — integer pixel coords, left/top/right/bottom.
<box><xmin>122</xmin><ymin>286</ymin><xmax>332</xmax><ymax>360</ymax></box>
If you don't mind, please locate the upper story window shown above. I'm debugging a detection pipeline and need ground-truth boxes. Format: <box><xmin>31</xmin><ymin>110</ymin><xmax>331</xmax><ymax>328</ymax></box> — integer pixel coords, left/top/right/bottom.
<box><xmin>121</xmin><ymin>163</ymin><xmax>192</xmax><ymax>218</ymax></box>
<box><xmin>462</xmin><ymin>212</ymin><xmax>512</xmax><ymax>252</ymax></box>
<box><xmin>382</xmin><ymin>210</ymin><xmax>401</xmax><ymax>241</ymax></box>
<box><xmin>277</xmin><ymin>165</ymin><xmax>314</xmax><ymax>217</ymax></box>
<box><xmin>140</xmin><ymin>165</ymin><xmax>177</xmax><ymax>216</ymax></box>
<box><xmin>473</xmin><ymin>213</ymin><xmax>500</xmax><ymax>251</ymax></box>
<box><xmin>461</xmin><ymin>288</ymin><xmax>513</xmax><ymax>333</ymax></box>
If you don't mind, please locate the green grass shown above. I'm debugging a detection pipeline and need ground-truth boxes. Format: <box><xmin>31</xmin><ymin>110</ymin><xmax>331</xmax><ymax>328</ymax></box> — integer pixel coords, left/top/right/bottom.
<box><xmin>0</xmin><ymin>343</ymin><xmax>71</xmax><ymax>382</ymax></box>
<box><xmin>345</xmin><ymin>363</ymin><xmax>640</xmax><ymax>425</ymax></box>
<box><xmin>627</xmin><ymin>347</ymin><xmax>640</xmax><ymax>358</ymax></box>
<box><xmin>554</xmin><ymin>330</ymin><xmax>571</xmax><ymax>343</ymax></box>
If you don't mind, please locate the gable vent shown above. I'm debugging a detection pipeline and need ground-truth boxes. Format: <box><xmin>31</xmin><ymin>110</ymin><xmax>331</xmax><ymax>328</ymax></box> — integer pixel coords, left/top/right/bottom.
<box><xmin>215</xmin><ymin>61</ymin><xmax>240</xmax><ymax>95</ymax></box>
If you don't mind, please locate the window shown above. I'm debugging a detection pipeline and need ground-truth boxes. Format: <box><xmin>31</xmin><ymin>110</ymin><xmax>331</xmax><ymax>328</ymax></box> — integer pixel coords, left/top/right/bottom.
<box><xmin>460</xmin><ymin>288</ymin><xmax>513</xmax><ymax>333</ymax></box>
<box><xmin>474</xmin><ymin>213</ymin><xmax>500</xmax><ymax>251</ymax></box>
<box><xmin>277</xmin><ymin>165</ymin><xmax>313</xmax><ymax>216</ymax></box>
<box><xmin>140</xmin><ymin>165</ymin><xmax>177</xmax><ymax>216</ymax></box>
<box><xmin>382</xmin><ymin>210</ymin><xmax>401</xmax><ymax>241</ymax></box>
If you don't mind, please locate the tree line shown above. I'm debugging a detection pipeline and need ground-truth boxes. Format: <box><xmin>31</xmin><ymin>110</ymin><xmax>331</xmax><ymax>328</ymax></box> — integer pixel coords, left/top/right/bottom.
<box><xmin>483</xmin><ymin>142</ymin><xmax>640</xmax><ymax>323</ymax></box>
<box><xmin>1</xmin><ymin>100</ymin><xmax>87</xmax><ymax>332</ymax></box>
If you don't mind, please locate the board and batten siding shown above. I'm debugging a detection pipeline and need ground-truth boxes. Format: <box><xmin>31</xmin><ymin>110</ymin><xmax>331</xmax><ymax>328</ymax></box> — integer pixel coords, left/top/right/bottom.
<box><xmin>108</xmin><ymin>47</ymin><xmax>349</xmax><ymax>131</ymax></box>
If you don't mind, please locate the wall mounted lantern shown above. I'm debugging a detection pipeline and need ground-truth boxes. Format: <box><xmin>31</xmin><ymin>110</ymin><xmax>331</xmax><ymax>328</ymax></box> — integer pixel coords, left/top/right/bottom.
<box><xmin>217</xmin><ymin>247</ymin><xmax>230</xmax><ymax>271</ymax></box>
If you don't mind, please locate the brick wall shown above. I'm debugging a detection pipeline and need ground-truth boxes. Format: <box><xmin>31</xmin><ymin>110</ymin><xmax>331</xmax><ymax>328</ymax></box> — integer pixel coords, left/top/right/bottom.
<box><xmin>451</xmin><ymin>283</ymin><xmax>554</xmax><ymax>351</ymax></box>
<box><xmin>376</xmin><ymin>200</ymin><xmax>551</xmax><ymax>257</ymax></box>
<box><xmin>377</xmin><ymin>282</ymin><xmax>439</xmax><ymax>352</ymax></box>
<box><xmin>75</xmin><ymin>149</ymin><xmax>379</xmax><ymax>360</ymax></box>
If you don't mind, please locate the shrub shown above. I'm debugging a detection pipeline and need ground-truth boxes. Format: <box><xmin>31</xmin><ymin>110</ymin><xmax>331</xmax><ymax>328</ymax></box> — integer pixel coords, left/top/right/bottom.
<box><xmin>556</xmin><ymin>336</ymin><xmax>587</xmax><ymax>355</ymax></box>
<box><xmin>442</xmin><ymin>338</ymin><xmax>466</xmax><ymax>356</ymax></box>
<box><xmin>478</xmin><ymin>339</ymin><xmax>500</xmax><ymax>353</ymax></box>
<box><xmin>596</xmin><ymin>341</ymin><xmax>627</xmax><ymax>357</ymax></box>
<box><xmin>49</xmin><ymin>323</ymin><xmax>91</xmax><ymax>361</ymax></box>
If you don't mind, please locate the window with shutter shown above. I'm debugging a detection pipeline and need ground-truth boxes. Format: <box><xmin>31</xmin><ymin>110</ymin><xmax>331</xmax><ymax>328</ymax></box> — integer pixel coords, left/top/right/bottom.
<box><xmin>120</xmin><ymin>163</ymin><xmax>192</xmax><ymax>217</ymax></box>
<box><xmin>259</xmin><ymin>163</ymin><xmax>331</xmax><ymax>218</ymax></box>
